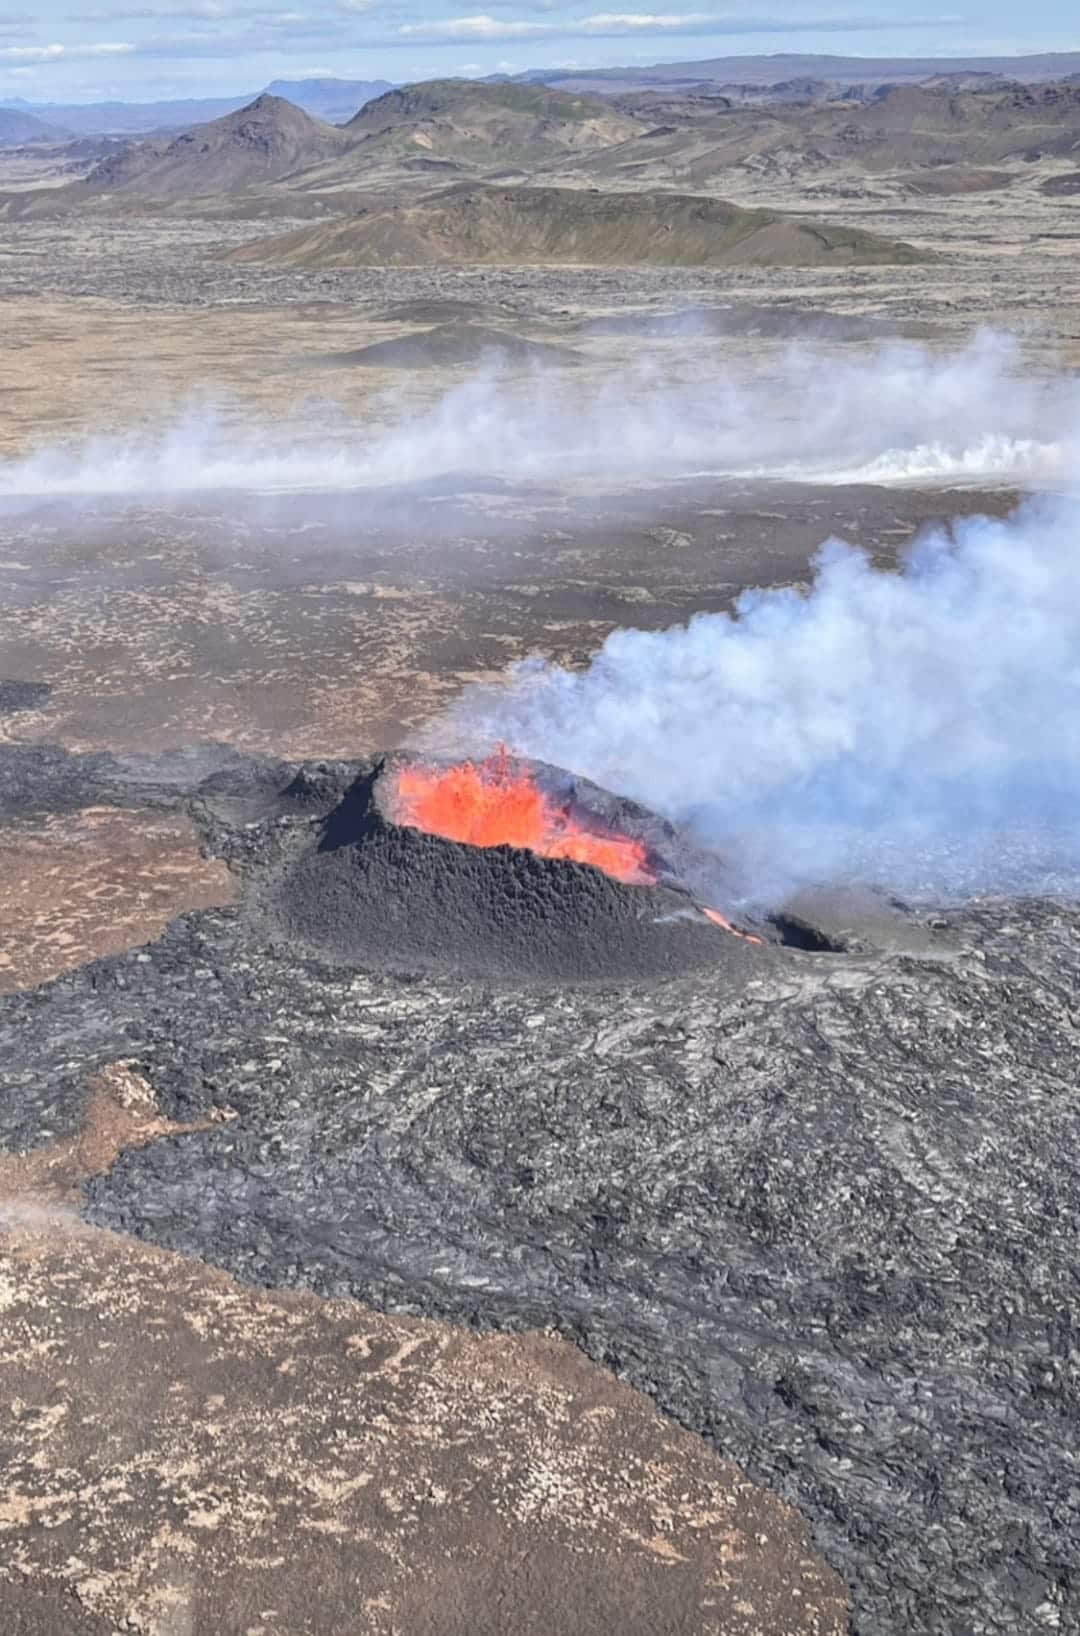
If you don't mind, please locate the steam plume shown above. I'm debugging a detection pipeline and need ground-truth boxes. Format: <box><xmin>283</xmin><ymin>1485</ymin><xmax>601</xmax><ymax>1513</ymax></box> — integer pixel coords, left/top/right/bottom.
<box><xmin>0</xmin><ymin>330</ymin><xmax>1075</xmax><ymax>501</ymax></box>
<box><xmin>419</xmin><ymin>497</ymin><xmax>1080</xmax><ymax>906</ymax></box>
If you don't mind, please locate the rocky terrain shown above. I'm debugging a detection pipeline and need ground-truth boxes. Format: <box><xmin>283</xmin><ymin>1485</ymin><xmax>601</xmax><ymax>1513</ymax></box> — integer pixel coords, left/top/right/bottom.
<box><xmin>1</xmin><ymin>740</ymin><xmax>1077</xmax><ymax>1636</ymax></box>
<box><xmin>345</xmin><ymin>80</ymin><xmax>643</xmax><ymax>173</ymax></box>
<box><xmin>540</xmin><ymin>81</ymin><xmax>1080</xmax><ymax>201</ymax></box>
<box><xmin>2</xmin><ymin>49</ymin><xmax>1080</xmax><ymax>1636</ymax></box>
<box><xmin>8</xmin><ymin>72</ymin><xmax>1080</xmax><ymax>240</ymax></box>
<box><xmin>232</xmin><ymin>180</ymin><xmax>925</xmax><ymax>270</ymax></box>
<box><xmin>2</xmin><ymin>1203</ymin><xmax>846</xmax><ymax>1636</ymax></box>
<box><xmin>0</xmin><ymin>430</ymin><xmax>1071</xmax><ymax>1636</ymax></box>
<box><xmin>83</xmin><ymin>95</ymin><xmax>356</xmax><ymax>200</ymax></box>
<box><xmin>65</xmin><ymin>82</ymin><xmax>645</xmax><ymax>213</ymax></box>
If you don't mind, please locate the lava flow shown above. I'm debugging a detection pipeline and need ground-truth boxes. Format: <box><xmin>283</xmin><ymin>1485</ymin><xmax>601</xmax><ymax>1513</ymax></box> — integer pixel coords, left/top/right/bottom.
<box><xmin>393</xmin><ymin>748</ymin><xmax>655</xmax><ymax>886</ymax></box>
<box><xmin>702</xmin><ymin>905</ymin><xmax>764</xmax><ymax>945</ymax></box>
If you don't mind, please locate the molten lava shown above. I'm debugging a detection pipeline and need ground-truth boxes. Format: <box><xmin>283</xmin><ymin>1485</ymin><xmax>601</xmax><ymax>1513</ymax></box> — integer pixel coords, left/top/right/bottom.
<box><xmin>702</xmin><ymin>906</ymin><xmax>764</xmax><ymax>946</ymax></box>
<box><xmin>393</xmin><ymin>749</ymin><xmax>655</xmax><ymax>886</ymax></box>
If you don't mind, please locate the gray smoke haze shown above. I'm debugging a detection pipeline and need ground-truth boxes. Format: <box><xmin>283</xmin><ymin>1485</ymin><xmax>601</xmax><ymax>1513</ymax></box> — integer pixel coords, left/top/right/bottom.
<box><xmin>417</xmin><ymin>497</ymin><xmax>1080</xmax><ymax>908</ymax></box>
<box><xmin>4</xmin><ymin>321</ymin><xmax>1078</xmax><ymax>907</ymax></box>
<box><xmin>0</xmin><ymin>329</ymin><xmax>1075</xmax><ymax>500</ymax></box>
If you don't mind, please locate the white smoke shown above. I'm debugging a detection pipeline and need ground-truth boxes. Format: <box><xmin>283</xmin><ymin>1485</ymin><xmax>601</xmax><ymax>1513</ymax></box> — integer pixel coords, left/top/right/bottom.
<box><xmin>0</xmin><ymin>329</ymin><xmax>1075</xmax><ymax>500</ymax></box>
<box><xmin>418</xmin><ymin>497</ymin><xmax>1080</xmax><ymax>907</ymax></box>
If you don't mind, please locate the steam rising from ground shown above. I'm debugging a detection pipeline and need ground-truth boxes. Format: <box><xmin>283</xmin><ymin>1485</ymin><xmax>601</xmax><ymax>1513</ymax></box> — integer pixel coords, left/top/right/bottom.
<box><xmin>5</xmin><ymin>319</ymin><xmax>1079</xmax><ymax>905</ymax></box>
<box><xmin>419</xmin><ymin>498</ymin><xmax>1080</xmax><ymax>907</ymax></box>
<box><xmin>0</xmin><ymin>330</ymin><xmax>1076</xmax><ymax>500</ymax></box>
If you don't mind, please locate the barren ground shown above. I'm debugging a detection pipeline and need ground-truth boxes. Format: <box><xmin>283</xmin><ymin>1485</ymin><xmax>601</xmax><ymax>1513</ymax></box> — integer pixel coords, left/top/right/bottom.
<box><xmin>2</xmin><ymin>1079</ymin><xmax>845</xmax><ymax>1636</ymax></box>
<box><xmin>1</xmin><ymin>186</ymin><xmax>1078</xmax><ymax>1636</ymax></box>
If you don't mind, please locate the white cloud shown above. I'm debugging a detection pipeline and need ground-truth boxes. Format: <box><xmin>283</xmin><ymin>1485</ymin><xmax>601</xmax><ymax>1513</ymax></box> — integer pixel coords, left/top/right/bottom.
<box><xmin>396</xmin><ymin>10</ymin><xmax>877</xmax><ymax>44</ymax></box>
<box><xmin>582</xmin><ymin>10</ymin><xmax>715</xmax><ymax>25</ymax></box>
<box><xmin>399</xmin><ymin>15</ymin><xmax>545</xmax><ymax>39</ymax></box>
<box><xmin>0</xmin><ymin>0</ymin><xmax>1006</xmax><ymax>93</ymax></box>
<box><xmin>0</xmin><ymin>41</ymin><xmax>136</xmax><ymax>61</ymax></box>
<box><xmin>74</xmin><ymin>2</ymin><xmax>323</xmax><ymax>18</ymax></box>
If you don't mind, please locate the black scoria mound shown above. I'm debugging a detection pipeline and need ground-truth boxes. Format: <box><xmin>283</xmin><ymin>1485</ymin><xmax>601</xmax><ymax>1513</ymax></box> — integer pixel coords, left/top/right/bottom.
<box><xmin>260</xmin><ymin>757</ymin><xmax>764</xmax><ymax>984</ymax></box>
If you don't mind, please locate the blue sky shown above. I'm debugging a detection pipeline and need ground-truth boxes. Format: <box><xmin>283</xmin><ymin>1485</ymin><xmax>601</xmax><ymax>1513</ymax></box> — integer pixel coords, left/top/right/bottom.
<box><xmin>1</xmin><ymin>2</ymin><xmax>1077</xmax><ymax>104</ymax></box>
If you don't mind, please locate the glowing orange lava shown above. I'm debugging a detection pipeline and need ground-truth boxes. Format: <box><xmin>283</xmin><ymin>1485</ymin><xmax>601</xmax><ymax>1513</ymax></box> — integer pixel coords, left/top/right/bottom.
<box><xmin>702</xmin><ymin>906</ymin><xmax>764</xmax><ymax>945</ymax></box>
<box><xmin>393</xmin><ymin>749</ymin><xmax>655</xmax><ymax>886</ymax></box>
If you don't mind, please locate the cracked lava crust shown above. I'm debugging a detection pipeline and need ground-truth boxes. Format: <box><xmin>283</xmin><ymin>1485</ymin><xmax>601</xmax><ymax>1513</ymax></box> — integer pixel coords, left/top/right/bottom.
<box><xmin>1</xmin><ymin>740</ymin><xmax>1078</xmax><ymax>1636</ymax></box>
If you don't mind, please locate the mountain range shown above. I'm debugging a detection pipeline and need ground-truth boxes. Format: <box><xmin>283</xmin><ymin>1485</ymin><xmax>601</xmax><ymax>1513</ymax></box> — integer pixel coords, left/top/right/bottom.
<box><xmin>5</xmin><ymin>50</ymin><xmax>1080</xmax><ymax>144</ymax></box>
<box><xmin>0</xmin><ymin>77</ymin><xmax>391</xmax><ymax>142</ymax></box>
<box><xmin>70</xmin><ymin>83</ymin><xmax>645</xmax><ymax>207</ymax></box>
<box><xmin>39</xmin><ymin>75</ymin><xmax>1080</xmax><ymax>212</ymax></box>
<box><xmin>5</xmin><ymin>66</ymin><xmax>1080</xmax><ymax>269</ymax></box>
<box><xmin>511</xmin><ymin>49</ymin><xmax>1080</xmax><ymax>95</ymax></box>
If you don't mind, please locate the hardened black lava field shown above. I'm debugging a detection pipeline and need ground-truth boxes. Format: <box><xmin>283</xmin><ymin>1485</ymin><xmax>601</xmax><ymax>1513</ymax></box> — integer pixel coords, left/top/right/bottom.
<box><xmin>1</xmin><ymin>740</ymin><xmax>1077</xmax><ymax>1636</ymax></box>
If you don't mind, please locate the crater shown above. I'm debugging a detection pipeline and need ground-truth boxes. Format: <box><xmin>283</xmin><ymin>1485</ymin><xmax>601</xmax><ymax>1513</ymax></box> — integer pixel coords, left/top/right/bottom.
<box><xmin>257</xmin><ymin>752</ymin><xmax>772</xmax><ymax>986</ymax></box>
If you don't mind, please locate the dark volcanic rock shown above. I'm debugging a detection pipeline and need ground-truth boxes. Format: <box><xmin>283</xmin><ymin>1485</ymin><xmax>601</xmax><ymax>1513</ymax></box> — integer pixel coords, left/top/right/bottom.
<box><xmin>262</xmin><ymin>757</ymin><xmax>760</xmax><ymax>983</ymax></box>
<box><xmin>0</xmin><ymin>679</ymin><xmax>51</xmax><ymax>715</ymax></box>
<box><xmin>0</xmin><ymin>740</ymin><xmax>282</xmax><ymax>816</ymax></box>
<box><xmin>1</xmin><ymin>743</ymin><xmax>1078</xmax><ymax>1635</ymax></box>
<box><xmin>326</xmin><ymin>321</ymin><xmax>580</xmax><ymax>371</ymax></box>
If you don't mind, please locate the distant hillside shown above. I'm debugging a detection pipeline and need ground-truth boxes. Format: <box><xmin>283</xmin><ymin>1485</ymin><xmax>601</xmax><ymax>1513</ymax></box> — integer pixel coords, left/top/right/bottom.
<box><xmin>345</xmin><ymin>80</ymin><xmax>642</xmax><ymax>173</ymax></box>
<box><xmin>85</xmin><ymin>95</ymin><xmax>353</xmax><ymax>199</ymax></box>
<box><xmin>0</xmin><ymin>107</ymin><xmax>70</xmax><ymax>146</ymax></box>
<box><xmin>517</xmin><ymin>50</ymin><xmax>1080</xmax><ymax>96</ymax></box>
<box><xmin>265</xmin><ymin>78</ymin><xmax>392</xmax><ymax>124</ymax></box>
<box><xmin>0</xmin><ymin>78</ymin><xmax>389</xmax><ymax>139</ymax></box>
<box><xmin>843</xmin><ymin>81</ymin><xmax>1080</xmax><ymax>164</ymax></box>
<box><xmin>21</xmin><ymin>71</ymin><xmax>1077</xmax><ymax>220</ymax></box>
<box><xmin>230</xmin><ymin>182</ymin><xmax>929</xmax><ymax>270</ymax></box>
<box><xmin>0</xmin><ymin>95</ymin><xmax>247</xmax><ymax>139</ymax></box>
<box><xmin>55</xmin><ymin>81</ymin><xmax>644</xmax><ymax>211</ymax></box>
<box><xmin>329</xmin><ymin>321</ymin><xmax>581</xmax><ymax>370</ymax></box>
<box><xmin>548</xmin><ymin>81</ymin><xmax>1080</xmax><ymax>191</ymax></box>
